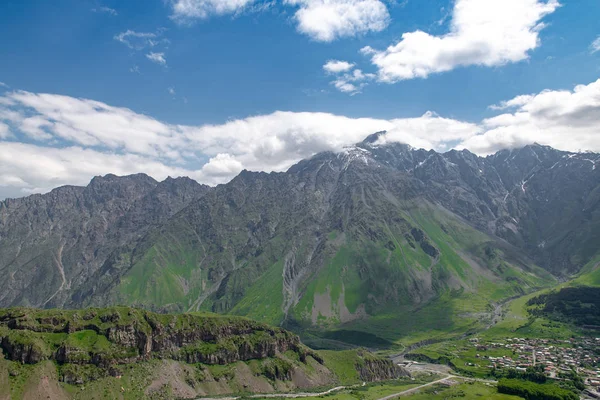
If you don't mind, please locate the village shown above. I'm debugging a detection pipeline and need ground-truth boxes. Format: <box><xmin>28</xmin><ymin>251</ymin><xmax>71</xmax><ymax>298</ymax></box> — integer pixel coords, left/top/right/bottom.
<box><xmin>467</xmin><ymin>337</ymin><xmax>600</xmax><ymax>395</ymax></box>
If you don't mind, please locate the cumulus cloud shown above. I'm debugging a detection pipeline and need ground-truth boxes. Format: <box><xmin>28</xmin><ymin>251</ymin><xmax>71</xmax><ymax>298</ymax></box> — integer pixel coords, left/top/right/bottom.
<box><xmin>323</xmin><ymin>60</ymin><xmax>354</xmax><ymax>73</ymax></box>
<box><xmin>200</xmin><ymin>153</ymin><xmax>244</xmax><ymax>177</ymax></box>
<box><xmin>169</xmin><ymin>0</ymin><xmax>256</xmax><ymax>21</ymax></box>
<box><xmin>285</xmin><ymin>0</ymin><xmax>390</xmax><ymax>41</ymax></box>
<box><xmin>591</xmin><ymin>36</ymin><xmax>600</xmax><ymax>54</ymax></box>
<box><xmin>169</xmin><ymin>0</ymin><xmax>389</xmax><ymax>41</ymax></box>
<box><xmin>363</xmin><ymin>0</ymin><xmax>559</xmax><ymax>82</ymax></box>
<box><xmin>458</xmin><ymin>78</ymin><xmax>600</xmax><ymax>154</ymax></box>
<box><xmin>146</xmin><ymin>52</ymin><xmax>167</xmax><ymax>66</ymax></box>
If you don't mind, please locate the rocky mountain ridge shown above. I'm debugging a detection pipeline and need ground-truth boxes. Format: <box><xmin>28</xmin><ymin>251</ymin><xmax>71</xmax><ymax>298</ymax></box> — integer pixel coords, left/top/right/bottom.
<box><xmin>0</xmin><ymin>135</ymin><xmax>599</xmax><ymax>343</ymax></box>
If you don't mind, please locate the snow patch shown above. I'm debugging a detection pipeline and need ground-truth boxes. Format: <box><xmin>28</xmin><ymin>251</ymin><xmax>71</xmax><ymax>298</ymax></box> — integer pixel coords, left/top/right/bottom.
<box><xmin>521</xmin><ymin>173</ymin><xmax>535</xmax><ymax>193</ymax></box>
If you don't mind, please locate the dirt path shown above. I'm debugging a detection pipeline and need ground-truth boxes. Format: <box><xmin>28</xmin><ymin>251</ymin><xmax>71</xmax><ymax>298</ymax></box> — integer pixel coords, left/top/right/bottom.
<box><xmin>377</xmin><ymin>375</ymin><xmax>452</xmax><ymax>399</ymax></box>
<box><xmin>195</xmin><ymin>385</ymin><xmax>349</xmax><ymax>400</ymax></box>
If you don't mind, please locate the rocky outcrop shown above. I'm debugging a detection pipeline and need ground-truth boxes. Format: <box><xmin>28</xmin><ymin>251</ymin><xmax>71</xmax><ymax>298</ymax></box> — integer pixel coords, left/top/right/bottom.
<box><xmin>0</xmin><ymin>337</ymin><xmax>46</xmax><ymax>364</ymax></box>
<box><xmin>0</xmin><ymin>307</ymin><xmax>315</xmax><ymax>368</ymax></box>
<box><xmin>355</xmin><ymin>351</ymin><xmax>410</xmax><ymax>382</ymax></box>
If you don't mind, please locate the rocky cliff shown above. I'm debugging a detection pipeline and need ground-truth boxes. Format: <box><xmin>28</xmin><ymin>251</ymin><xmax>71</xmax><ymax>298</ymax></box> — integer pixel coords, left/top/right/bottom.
<box><xmin>0</xmin><ymin>307</ymin><xmax>312</xmax><ymax>367</ymax></box>
<box><xmin>0</xmin><ymin>307</ymin><xmax>409</xmax><ymax>398</ymax></box>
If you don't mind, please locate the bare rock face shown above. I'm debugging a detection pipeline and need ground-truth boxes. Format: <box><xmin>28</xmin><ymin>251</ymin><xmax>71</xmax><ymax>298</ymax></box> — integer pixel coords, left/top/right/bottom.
<box><xmin>0</xmin><ymin>174</ymin><xmax>210</xmax><ymax>309</ymax></box>
<box><xmin>357</xmin><ymin>357</ymin><xmax>410</xmax><ymax>382</ymax></box>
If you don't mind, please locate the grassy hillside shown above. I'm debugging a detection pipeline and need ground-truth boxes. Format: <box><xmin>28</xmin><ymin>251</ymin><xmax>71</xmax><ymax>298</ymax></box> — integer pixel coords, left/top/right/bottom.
<box><xmin>280</xmin><ymin>202</ymin><xmax>556</xmax><ymax>347</ymax></box>
<box><xmin>0</xmin><ymin>307</ymin><xmax>407</xmax><ymax>399</ymax></box>
<box><xmin>104</xmin><ymin>198</ymin><xmax>557</xmax><ymax>350</ymax></box>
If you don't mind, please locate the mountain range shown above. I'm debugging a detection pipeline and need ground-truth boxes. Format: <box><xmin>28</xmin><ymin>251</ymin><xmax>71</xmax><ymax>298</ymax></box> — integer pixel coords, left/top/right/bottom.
<box><xmin>1</xmin><ymin>133</ymin><xmax>599</xmax><ymax>345</ymax></box>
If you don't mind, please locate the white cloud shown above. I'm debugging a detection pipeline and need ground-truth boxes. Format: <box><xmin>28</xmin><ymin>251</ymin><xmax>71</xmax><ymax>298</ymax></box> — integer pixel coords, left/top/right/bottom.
<box><xmin>488</xmin><ymin>94</ymin><xmax>535</xmax><ymax>110</ymax></box>
<box><xmin>168</xmin><ymin>87</ymin><xmax>176</xmax><ymax>96</ymax></box>
<box><xmin>333</xmin><ymin>80</ymin><xmax>361</xmax><ymax>94</ymax></box>
<box><xmin>114</xmin><ymin>30</ymin><xmax>168</xmax><ymax>50</ymax></box>
<box><xmin>0</xmin><ymin>90</ymin><xmax>393</xmax><ymax>196</ymax></box>
<box><xmin>3</xmin><ymin>79</ymin><xmax>600</xmax><ymax>199</ymax></box>
<box><xmin>92</xmin><ymin>6</ymin><xmax>118</xmax><ymax>16</ymax></box>
<box><xmin>130</xmin><ymin>65</ymin><xmax>140</xmax><ymax>74</ymax></box>
<box><xmin>323</xmin><ymin>61</ymin><xmax>376</xmax><ymax>94</ymax></box>
<box><xmin>0</xmin><ymin>142</ymin><xmax>203</xmax><ymax>198</ymax></box>
<box><xmin>378</xmin><ymin>111</ymin><xmax>482</xmax><ymax>151</ymax></box>
<box><xmin>0</xmin><ymin>82</ymin><xmax>7</xmax><ymax>88</ymax></box>
<box><xmin>458</xmin><ymin>78</ymin><xmax>600</xmax><ymax>154</ymax></box>
<box><xmin>170</xmin><ymin>0</ymin><xmax>256</xmax><ymax>21</ymax></box>
<box><xmin>364</xmin><ymin>0</ymin><xmax>559</xmax><ymax>82</ymax></box>
<box><xmin>323</xmin><ymin>60</ymin><xmax>354</xmax><ymax>73</ymax></box>
<box><xmin>1</xmin><ymin>91</ymin><xmax>182</xmax><ymax>158</ymax></box>
<box><xmin>0</xmin><ymin>122</ymin><xmax>10</xmax><ymax>138</ymax></box>
<box><xmin>591</xmin><ymin>36</ymin><xmax>600</xmax><ymax>54</ymax></box>
<box><xmin>146</xmin><ymin>52</ymin><xmax>167</xmax><ymax>66</ymax></box>
<box><xmin>329</xmin><ymin>68</ymin><xmax>376</xmax><ymax>94</ymax></box>
<box><xmin>169</xmin><ymin>0</ymin><xmax>389</xmax><ymax>41</ymax></box>
<box><xmin>200</xmin><ymin>153</ymin><xmax>244</xmax><ymax>177</ymax></box>
<box><xmin>285</xmin><ymin>0</ymin><xmax>390</xmax><ymax>42</ymax></box>
<box><xmin>176</xmin><ymin>111</ymin><xmax>393</xmax><ymax>172</ymax></box>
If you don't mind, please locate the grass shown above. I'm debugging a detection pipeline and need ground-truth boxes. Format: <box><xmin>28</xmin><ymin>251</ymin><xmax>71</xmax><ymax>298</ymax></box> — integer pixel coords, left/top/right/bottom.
<box><xmin>405</xmin><ymin>283</ymin><xmax>587</xmax><ymax>379</ymax></box>
<box><xmin>318</xmin><ymin>350</ymin><xmax>361</xmax><ymax>385</ymax></box>
<box><xmin>117</xmin><ymin>234</ymin><xmax>207</xmax><ymax>308</ymax></box>
<box><xmin>401</xmin><ymin>381</ymin><xmax>521</xmax><ymax>400</ymax></box>
<box><xmin>572</xmin><ymin>254</ymin><xmax>600</xmax><ymax>286</ymax></box>
<box><xmin>480</xmin><ymin>285</ymin><xmax>579</xmax><ymax>342</ymax></box>
<box><xmin>229</xmin><ymin>260</ymin><xmax>286</xmax><ymax>326</ymax></box>
<box><xmin>407</xmin><ymin>340</ymin><xmax>518</xmax><ymax>377</ymax></box>
<box><xmin>61</xmin><ymin>360</ymin><xmax>159</xmax><ymax>400</ymax></box>
<box><xmin>265</xmin><ymin>376</ymin><xmax>438</xmax><ymax>400</ymax></box>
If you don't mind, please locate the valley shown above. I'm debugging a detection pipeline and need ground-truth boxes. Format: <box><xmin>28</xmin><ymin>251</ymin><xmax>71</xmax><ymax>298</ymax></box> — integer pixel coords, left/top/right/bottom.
<box><xmin>0</xmin><ymin>138</ymin><xmax>599</xmax><ymax>399</ymax></box>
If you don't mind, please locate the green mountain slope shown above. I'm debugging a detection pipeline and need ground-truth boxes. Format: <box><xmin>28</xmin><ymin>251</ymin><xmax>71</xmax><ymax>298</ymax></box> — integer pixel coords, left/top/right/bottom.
<box><xmin>80</xmin><ymin>146</ymin><xmax>557</xmax><ymax>345</ymax></box>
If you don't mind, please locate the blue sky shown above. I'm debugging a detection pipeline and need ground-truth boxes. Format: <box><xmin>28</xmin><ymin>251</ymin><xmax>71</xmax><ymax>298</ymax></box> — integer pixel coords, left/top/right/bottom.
<box><xmin>0</xmin><ymin>0</ymin><xmax>599</xmax><ymax>199</ymax></box>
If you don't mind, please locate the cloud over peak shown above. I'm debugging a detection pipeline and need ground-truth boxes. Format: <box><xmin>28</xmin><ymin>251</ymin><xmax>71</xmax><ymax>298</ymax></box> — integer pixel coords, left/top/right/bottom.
<box><xmin>2</xmin><ymin>78</ymin><xmax>600</xmax><ymax>199</ymax></box>
<box><xmin>460</xmin><ymin>78</ymin><xmax>600</xmax><ymax>154</ymax></box>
